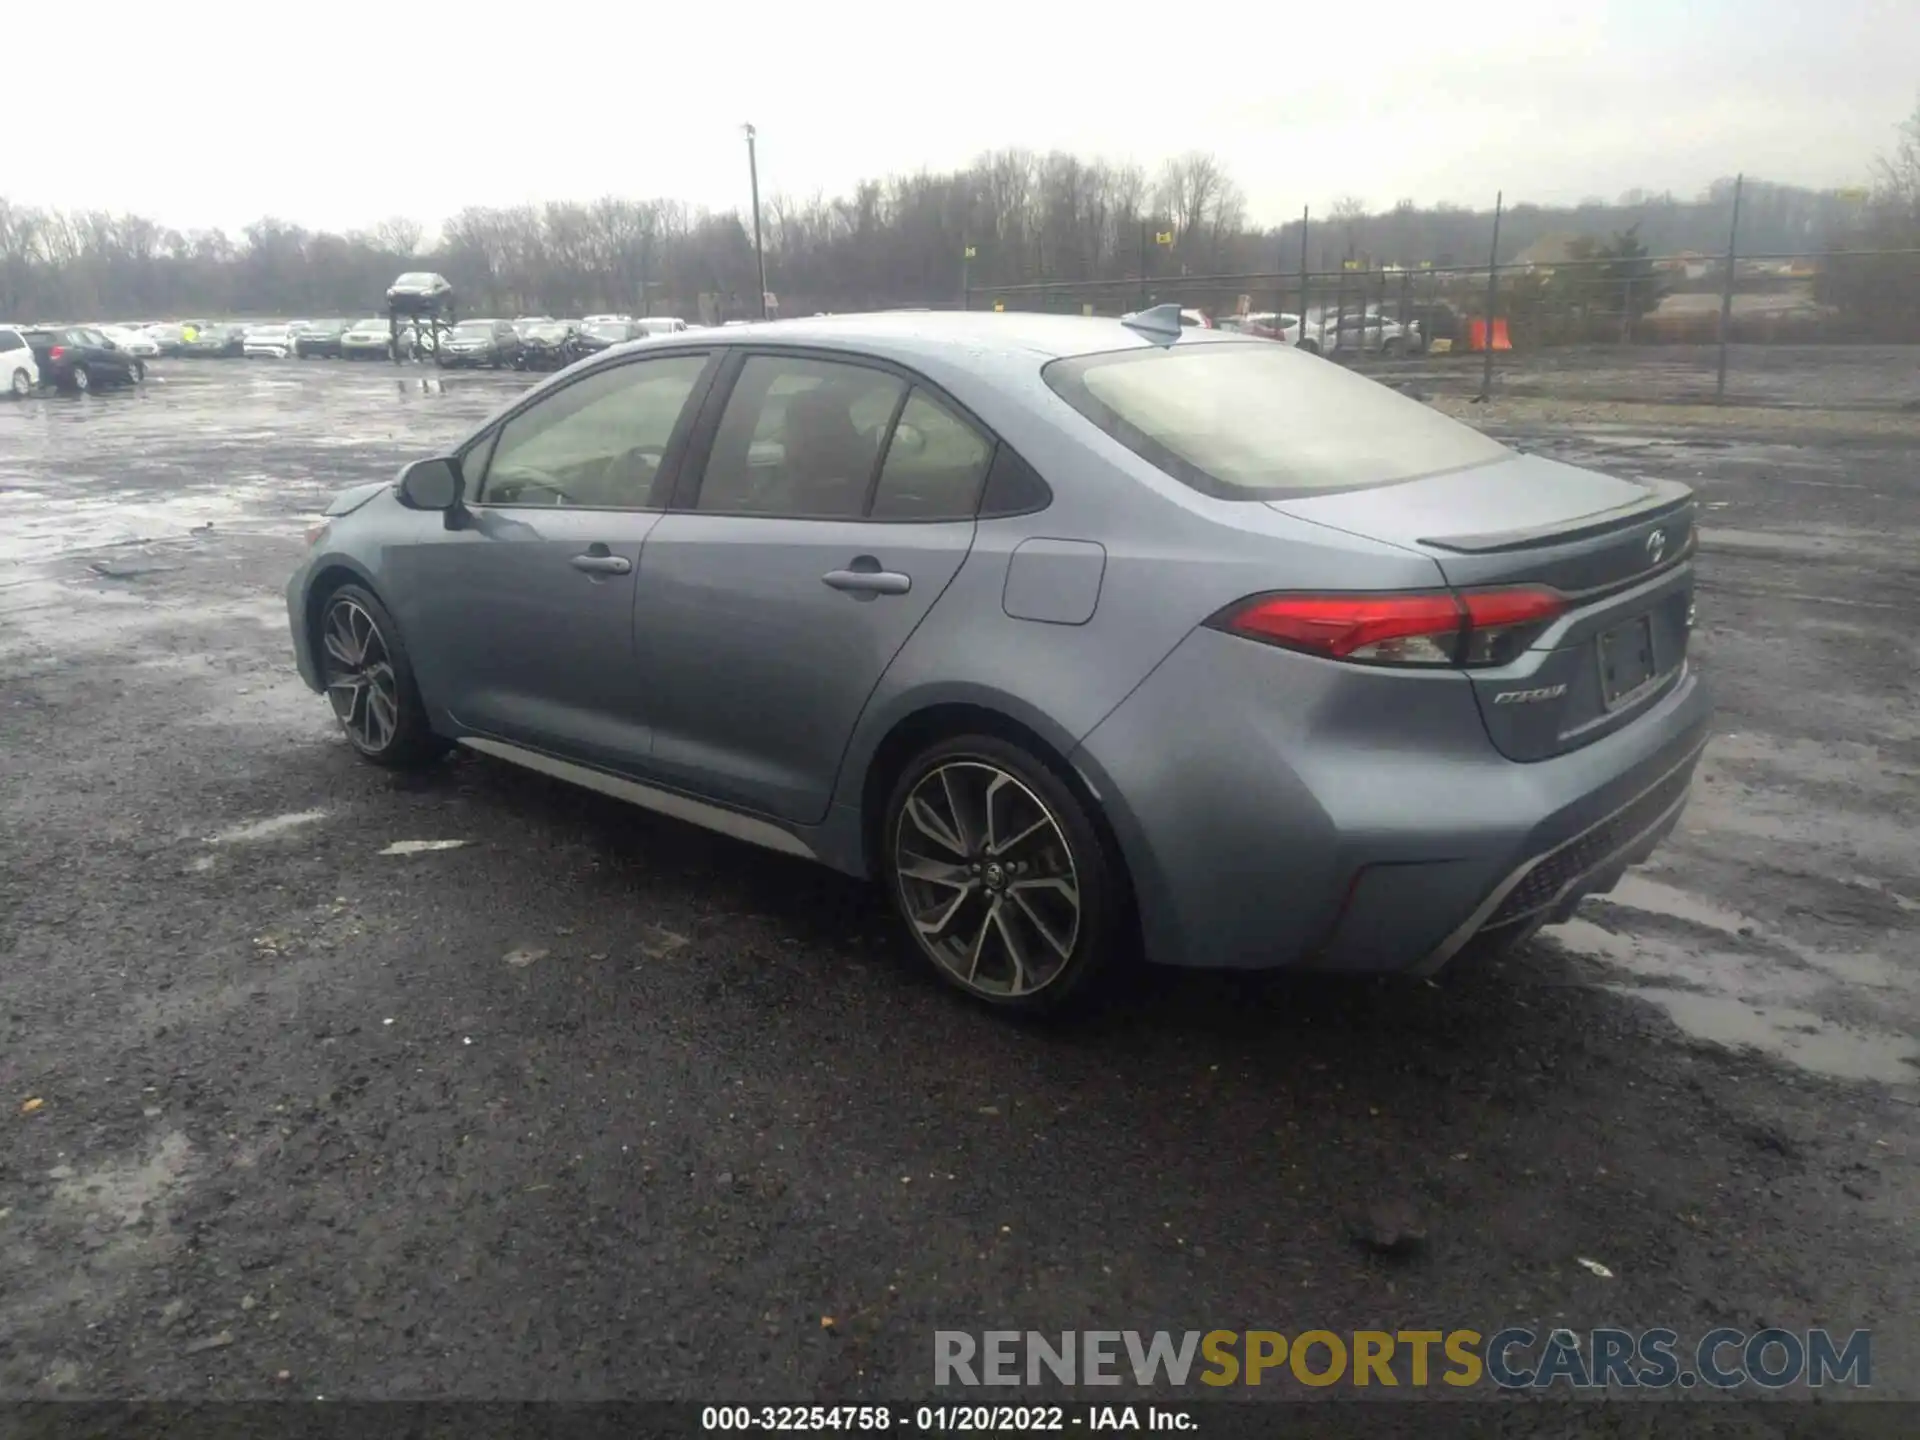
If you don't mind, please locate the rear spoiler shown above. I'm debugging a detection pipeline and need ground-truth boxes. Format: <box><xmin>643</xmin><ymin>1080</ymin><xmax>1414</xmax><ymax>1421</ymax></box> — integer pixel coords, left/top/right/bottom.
<box><xmin>1417</xmin><ymin>477</ymin><xmax>1695</xmax><ymax>554</ymax></box>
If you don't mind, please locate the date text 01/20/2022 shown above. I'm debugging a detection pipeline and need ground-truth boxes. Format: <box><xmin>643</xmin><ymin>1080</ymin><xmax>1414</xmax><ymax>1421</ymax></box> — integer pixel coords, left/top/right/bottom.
<box><xmin>700</xmin><ymin>1406</ymin><xmax>1192</xmax><ymax>1431</ymax></box>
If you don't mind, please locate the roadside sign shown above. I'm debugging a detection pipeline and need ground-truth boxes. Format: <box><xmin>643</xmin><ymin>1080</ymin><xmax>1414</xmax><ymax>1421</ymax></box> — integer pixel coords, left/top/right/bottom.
<box><xmin>1081</xmin><ymin>303</ymin><xmax>1094</xmax><ymax>316</ymax></box>
<box><xmin>1155</xmin><ymin>231</ymin><xmax>1174</xmax><ymax>246</ymax></box>
<box><xmin>963</xmin><ymin>245</ymin><xmax>977</xmax><ymax>259</ymax></box>
<box><xmin>1419</xmin><ymin>260</ymin><xmax>1433</xmax><ymax>269</ymax></box>
<box><xmin>1342</xmin><ymin>259</ymin><xmax>1360</xmax><ymax>271</ymax></box>
<box><xmin>1835</xmin><ymin>186</ymin><xmax>1870</xmax><ymax>202</ymax></box>
<box><xmin>993</xmin><ymin>299</ymin><xmax>1005</xmax><ymax>312</ymax></box>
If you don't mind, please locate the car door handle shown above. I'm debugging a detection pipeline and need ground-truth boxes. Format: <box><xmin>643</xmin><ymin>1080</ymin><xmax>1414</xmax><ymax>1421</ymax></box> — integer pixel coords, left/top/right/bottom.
<box><xmin>569</xmin><ymin>553</ymin><xmax>632</xmax><ymax>576</ymax></box>
<box><xmin>823</xmin><ymin>567</ymin><xmax>911</xmax><ymax>596</ymax></box>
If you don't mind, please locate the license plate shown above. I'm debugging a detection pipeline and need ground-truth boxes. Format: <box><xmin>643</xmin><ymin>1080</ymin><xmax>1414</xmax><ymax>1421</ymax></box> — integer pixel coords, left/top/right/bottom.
<box><xmin>1598</xmin><ymin>615</ymin><xmax>1657</xmax><ymax>707</ymax></box>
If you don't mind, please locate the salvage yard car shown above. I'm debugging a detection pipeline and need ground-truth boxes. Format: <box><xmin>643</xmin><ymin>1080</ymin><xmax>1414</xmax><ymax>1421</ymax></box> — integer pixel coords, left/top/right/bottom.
<box><xmin>20</xmin><ymin>325</ymin><xmax>144</xmax><ymax>391</ymax></box>
<box><xmin>514</xmin><ymin>319</ymin><xmax>583</xmax><ymax>371</ymax></box>
<box><xmin>286</xmin><ymin>308</ymin><xmax>1710</xmax><ymax>1014</ymax></box>
<box><xmin>340</xmin><ymin>317</ymin><xmax>397</xmax><ymax>360</ymax></box>
<box><xmin>294</xmin><ymin>319</ymin><xmax>349</xmax><ymax>358</ymax></box>
<box><xmin>437</xmin><ymin>318</ymin><xmax>521</xmax><ymax>369</ymax></box>
<box><xmin>243</xmin><ymin>322</ymin><xmax>304</xmax><ymax>358</ymax></box>
<box><xmin>2</xmin><ymin>324</ymin><xmax>41</xmax><ymax>396</ymax></box>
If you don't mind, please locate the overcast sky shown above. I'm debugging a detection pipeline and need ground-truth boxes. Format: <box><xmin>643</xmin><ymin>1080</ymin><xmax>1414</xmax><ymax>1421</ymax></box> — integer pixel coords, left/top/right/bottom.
<box><xmin>13</xmin><ymin>0</ymin><xmax>1915</xmax><ymax>237</ymax></box>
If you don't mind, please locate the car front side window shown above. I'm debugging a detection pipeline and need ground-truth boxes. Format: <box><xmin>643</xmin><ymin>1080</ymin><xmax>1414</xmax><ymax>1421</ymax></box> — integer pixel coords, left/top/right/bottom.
<box><xmin>477</xmin><ymin>354</ymin><xmax>707</xmax><ymax>510</ymax></box>
<box><xmin>695</xmin><ymin>355</ymin><xmax>906</xmax><ymax>518</ymax></box>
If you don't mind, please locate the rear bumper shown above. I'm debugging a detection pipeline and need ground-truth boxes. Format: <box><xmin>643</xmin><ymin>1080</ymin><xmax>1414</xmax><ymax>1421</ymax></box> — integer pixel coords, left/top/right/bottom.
<box><xmin>1069</xmin><ymin>625</ymin><xmax>1713</xmax><ymax>973</ymax></box>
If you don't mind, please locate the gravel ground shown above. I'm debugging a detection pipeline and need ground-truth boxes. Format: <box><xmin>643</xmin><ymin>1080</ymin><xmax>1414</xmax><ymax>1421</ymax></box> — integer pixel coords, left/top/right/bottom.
<box><xmin>1</xmin><ymin>355</ymin><xmax>1916</xmax><ymax>1404</ymax></box>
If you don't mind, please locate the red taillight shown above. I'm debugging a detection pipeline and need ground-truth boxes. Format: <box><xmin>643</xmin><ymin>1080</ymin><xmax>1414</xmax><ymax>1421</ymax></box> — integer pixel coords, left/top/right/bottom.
<box><xmin>1211</xmin><ymin>588</ymin><xmax>1566</xmax><ymax>668</ymax></box>
<box><xmin>48</xmin><ymin>345</ymin><xmax>66</xmax><ymax>361</ymax></box>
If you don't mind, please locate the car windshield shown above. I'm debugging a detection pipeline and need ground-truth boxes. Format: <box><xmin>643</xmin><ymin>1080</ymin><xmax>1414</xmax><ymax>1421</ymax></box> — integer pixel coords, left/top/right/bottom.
<box><xmin>356</xmin><ymin>319</ymin><xmax>386</xmax><ymax>330</ymax></box>
<box><xmin>395</xmin><ymin>274</ymin><xmax>437</xmax><ymax>287</ymax></box>
<box><xmin>1043</xmin><ymin>341</ymin><xmax>1510</xmax><ymax>498</ymax></box>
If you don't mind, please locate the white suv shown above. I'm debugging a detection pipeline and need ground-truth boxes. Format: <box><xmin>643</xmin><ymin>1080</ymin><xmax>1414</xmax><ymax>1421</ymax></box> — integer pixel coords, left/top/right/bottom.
<box><xmin>1</xmin><ymin>324</ymin><xmax>39</xmax><ymax>397</ymax></box>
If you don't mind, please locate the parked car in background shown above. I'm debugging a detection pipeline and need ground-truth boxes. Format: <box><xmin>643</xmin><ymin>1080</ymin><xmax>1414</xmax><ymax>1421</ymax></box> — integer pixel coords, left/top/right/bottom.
<box><xmin>99</xmin><ymin>325</ymin><xmax>162</xmax><ymax>358</ymax></box>
<box><xmin>20</xmin><ymin>325</ymin><xmax>144</xmax><ymax>391</ymax></box>
<box><xmin>243</xmin><ymin>323</ymin><xmax>304</xmax><ymax>358</ymax></box>
<box><xmin>581</xmin><ymin>313</ymin><xmax>632</xmax><ymax>325</ymax></box>
<box><xmin>183</xmin><ymin>323</ymin><xmax>248</xmax><ymax>358</ymax></box>
<box><xmin>513</xmin><ymin>319</ymin><xmax>582</xmax><ymax>371</ymax></box>
<box><xmin>511</xmin><ymin>316</ymin><xmax>555</xmax><ymax>338</ymax></box>
<box><xmin>143</xmin><ymin>320</ymin><xmax>211</xmax><ymax>355</ymax></box>
<box><xmin>436</xmin><ymin>318</ymin><xmax>521</xmax><ymax>369</ymax></box>
<box><xmin>295</xmin><ymin>320</ymin><xmax>349</xmax><ymax>358</ymax></box>
<box><xmin>1313</xmin><ymin>311</ymin><xmax>1422</xmax><ymax>357</ymax></box>
<box><xmin>341</xmin><ymin>318</ymin><xmax>397</xmax><ymax>360</ymax></box>
<box><xmin>385</xmin><ymin>272</ymin><xmax>454</xmax><ymax>316</ymax></box>
<box><xmin>2</xmin><ymin>325</ymin><xmax>41</xmax><ymax>397</ymax></box>
<box><xmin>634</xmin><ymin>316</ymin><xmax>691</xmax><ymax>336</ymax></box>
<box><xmin>571</xmin><ymin>318</ymin><xmax>646</xmax><ymax>354</ymax></box>
<box><xmin>285</xmin><ymin>309</ymin><xmax>1709</xmax><ymax>1015</ymax></box>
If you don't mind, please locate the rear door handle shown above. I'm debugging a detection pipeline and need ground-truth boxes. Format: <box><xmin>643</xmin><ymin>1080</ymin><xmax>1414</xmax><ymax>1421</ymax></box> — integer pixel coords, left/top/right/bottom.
<box><xmin>569</xmin><ymin>551</ymin><xmax>632</xmax><ymax>576</ymax></box>
<box><xmin>823</xmin><ymin>567</ymin><xmax>911</xmax><ymax>596</ymax></box>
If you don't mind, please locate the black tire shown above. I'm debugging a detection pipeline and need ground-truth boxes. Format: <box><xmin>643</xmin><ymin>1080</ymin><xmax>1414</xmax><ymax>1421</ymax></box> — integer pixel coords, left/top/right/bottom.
<box><xmin>314</xmin><ymin>582</ymin><xmax>449</xmax><ymax>770</ymax></box>
<box><xmin>882</xmin><ymin>733</ymin><xmax>1126</xmax><ymax>1015</ymax></box>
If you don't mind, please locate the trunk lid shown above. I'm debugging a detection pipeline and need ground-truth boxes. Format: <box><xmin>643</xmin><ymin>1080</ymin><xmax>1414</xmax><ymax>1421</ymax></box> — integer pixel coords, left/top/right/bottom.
<box><xmin>1269</xmin><ymin>452</ymin><xmax>1698</xmax><ymax>761</ymax></box>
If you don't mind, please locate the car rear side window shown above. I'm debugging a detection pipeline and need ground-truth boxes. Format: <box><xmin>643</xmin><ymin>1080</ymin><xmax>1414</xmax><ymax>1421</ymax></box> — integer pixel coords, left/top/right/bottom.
<box><xmin>477</xmin><ymin>354</ymin><xmax>707</xmax><ymax>509</ymax></box>
<box><xmin>869</xmin><ymin>389</ymin><xmax>994</xmax><ymax>521</ymax></box>
<box><xmin>0</xmin><ymin>329</ymin><xmax>21</xmax><ymax>351</ymax></box>
<box><xmin>695</xmin><ymin>355</ymin><xmax>906</xmax><ymax>518</ymax></box>
<box><xmin>1044</xmin><ymin>341</ymin><xmax>1510</xmax><ymax>498</ymax></box>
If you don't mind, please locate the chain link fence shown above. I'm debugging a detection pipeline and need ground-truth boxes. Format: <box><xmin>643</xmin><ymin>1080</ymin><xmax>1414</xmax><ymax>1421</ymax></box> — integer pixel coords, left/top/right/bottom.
<box><xmin>962</xmin><ymin>246</ymin><xmax>1920</xmax><ymax>411</ymax></box>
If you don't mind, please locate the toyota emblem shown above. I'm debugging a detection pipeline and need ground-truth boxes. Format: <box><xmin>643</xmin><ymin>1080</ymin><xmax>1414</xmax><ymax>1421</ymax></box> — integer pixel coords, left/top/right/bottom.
<box><xmin>1645</xmin><ymin>529</ymin><xmax>1667</xmax><ymax>566</ymax></box>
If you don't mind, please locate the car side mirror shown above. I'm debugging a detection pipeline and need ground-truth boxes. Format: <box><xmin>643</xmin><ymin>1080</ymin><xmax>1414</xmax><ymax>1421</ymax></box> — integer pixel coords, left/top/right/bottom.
<box><xmin>397</xmin><ymin>456</ymin><xmax>464</xmax><ymax>522</ymax></box>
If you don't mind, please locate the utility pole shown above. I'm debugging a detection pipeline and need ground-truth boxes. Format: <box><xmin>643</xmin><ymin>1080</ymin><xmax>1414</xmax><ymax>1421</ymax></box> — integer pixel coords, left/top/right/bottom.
<box><xmin>744</xmin><ymin>123</ymin><xmax>768</xmax><ymax>320</ymax></box>
<box><xmin>1715</xmin><ymin>172</ymin><xmax>1744</xmax><ymax>403</ymax></box>
<box><xmin>1478</xmin><ymin>190</ymin><xmax>1503</xmax><ymax>402</ymax></box>
<box><xmin>1297</xmin><ymin>205</ymin><xmax>1309</xmax><ymax>345</ymax></box>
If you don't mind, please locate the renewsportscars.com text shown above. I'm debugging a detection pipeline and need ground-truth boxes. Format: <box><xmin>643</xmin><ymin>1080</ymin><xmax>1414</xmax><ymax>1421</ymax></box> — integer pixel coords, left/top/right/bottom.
<box><xmin>934</xmin><ymin>1328</ymin><xmax>1871</xmax><ymax>1390</ymax></box>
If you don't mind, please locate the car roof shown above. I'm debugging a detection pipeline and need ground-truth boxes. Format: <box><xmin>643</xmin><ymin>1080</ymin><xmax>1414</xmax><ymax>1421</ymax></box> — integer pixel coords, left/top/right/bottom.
<box><xmin>672</xmin><ymin>311</ymin><xmax>1243</xmax><ymax>369</ymax></box>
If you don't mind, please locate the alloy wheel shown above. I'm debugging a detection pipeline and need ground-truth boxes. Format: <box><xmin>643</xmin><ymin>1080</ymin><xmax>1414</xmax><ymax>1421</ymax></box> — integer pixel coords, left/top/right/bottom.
<box><xmin>9</xmin><ymin>368</ymin><xmax>28</xmax><ymax>398</ymax></box>
<box><xmin>894</xmin><ymin>761</ymin><xmax>1082</xmax><ymax>998</ymax></box>
<box><xmin>321</xmin><ymin>597</ymin><xmax>401</xmax><ymax>753</ymax></box>
<box><xmin>72</xmin><ymin>366</ymin><xmax>90</xmax><ymax>392</ymax></box>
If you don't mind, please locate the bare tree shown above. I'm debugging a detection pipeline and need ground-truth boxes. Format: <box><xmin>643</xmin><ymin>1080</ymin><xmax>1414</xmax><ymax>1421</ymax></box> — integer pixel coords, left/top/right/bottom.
<box><xmin>1872</xmin><ymin>91</ymin><xmax>1920</xmax><ymax>219</ymax></box>
<box><xmin>375</xmin><ymin>216</ymin><xmax>424</xmax><ymax>258</ymax></box>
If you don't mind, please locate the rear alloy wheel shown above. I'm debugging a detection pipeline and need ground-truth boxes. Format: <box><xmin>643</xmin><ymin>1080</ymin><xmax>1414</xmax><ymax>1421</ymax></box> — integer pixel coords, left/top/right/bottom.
<box><xmin>71</xmin><ymin>365</ymin><xmax>92</xmax><ymax>393</ymax></box>
<box><xmin>9</xmin><ymin>368</ymin><xmax>29</xmax><ymax>398</ymax></box>
<box><xmin>317</xmin><ymin>584</ymin><xmax>447</xmax><ymax>769</ymax></box>
<box><xmin>885</xmin><ymin>735</ymin><xmax>1123</xmax><ymax>1013</ymax></box>
<box><xmin>130</xmin><ymin>360</ymin><xmax>146</xmax><ymax>382</ymax></box>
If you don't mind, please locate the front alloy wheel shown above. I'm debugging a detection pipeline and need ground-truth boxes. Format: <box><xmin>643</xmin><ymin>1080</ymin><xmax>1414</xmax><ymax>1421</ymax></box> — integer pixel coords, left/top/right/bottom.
<box><xmin>322</xmin><ymin>596</ymin><xmax>402</xmax><ymax>754</ymax></box>
<box><xmin>887</xmin><ymin>737</ymin><xmax>1123</xmax><ymax>1011</ymax></box>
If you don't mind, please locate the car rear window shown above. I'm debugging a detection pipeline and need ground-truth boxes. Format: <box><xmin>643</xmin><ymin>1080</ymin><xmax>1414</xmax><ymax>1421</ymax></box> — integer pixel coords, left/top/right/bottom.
<box><xmin>1042</xmin><ymin>341</ymin><xmax>1510</xmax><ymax>498</ymax></box>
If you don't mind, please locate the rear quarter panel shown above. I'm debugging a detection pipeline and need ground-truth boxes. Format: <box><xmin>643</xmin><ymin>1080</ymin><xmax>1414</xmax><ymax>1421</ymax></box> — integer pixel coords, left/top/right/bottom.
<box><xmin>829</xmin><ymin>358</ymin><xmax>1449</xmax><ymax>865</ymax></box>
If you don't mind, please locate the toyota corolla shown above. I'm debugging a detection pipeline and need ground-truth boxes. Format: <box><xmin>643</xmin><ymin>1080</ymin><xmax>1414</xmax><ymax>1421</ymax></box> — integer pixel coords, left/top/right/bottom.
<box><xmin>286</xmin><ymin>309</ymin><xmax>1711</xmax><ymax>1012</ymax></box>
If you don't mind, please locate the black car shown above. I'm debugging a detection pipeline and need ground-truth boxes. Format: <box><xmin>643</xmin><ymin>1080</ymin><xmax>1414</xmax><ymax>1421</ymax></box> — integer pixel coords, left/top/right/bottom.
<box><xmin>513</xmin><ymin>320</ymin><xmax>583</xmax><ymax>371</ymax></box>
<box><xmin>436</xmin><ymin>318</ymin><xmax>521</xmax><ymax>369</ymax></box>
<box><xmin>571</xmin><ymin>319</ymin><xmax>645</xmax><ymax>355</ymax></box>
<box><xmin>386</xmin><ymin>272</ymin><xmax>454</xmax><ymax>319</ymax></box>
<box><xmin>21</xmin><ymin>326</ymin><xmax>145</xmax><ymax>392</ymax></box>
<box><xmin>295</xmin><ymin>319</ymin><xmax>349</xmax><ymax>358</ymax></box>
<box><xmin>182</xmin><ymin>324</ymin><xmax>248</xmax><ymax>358</ymax></box>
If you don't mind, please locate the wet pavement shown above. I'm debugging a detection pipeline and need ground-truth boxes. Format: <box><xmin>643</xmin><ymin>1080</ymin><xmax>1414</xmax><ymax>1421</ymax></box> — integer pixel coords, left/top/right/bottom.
<box><xmin>2</xmin><ymin>356</ymin><xmax>1918</xmax><ymax>1401</ymax></box>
